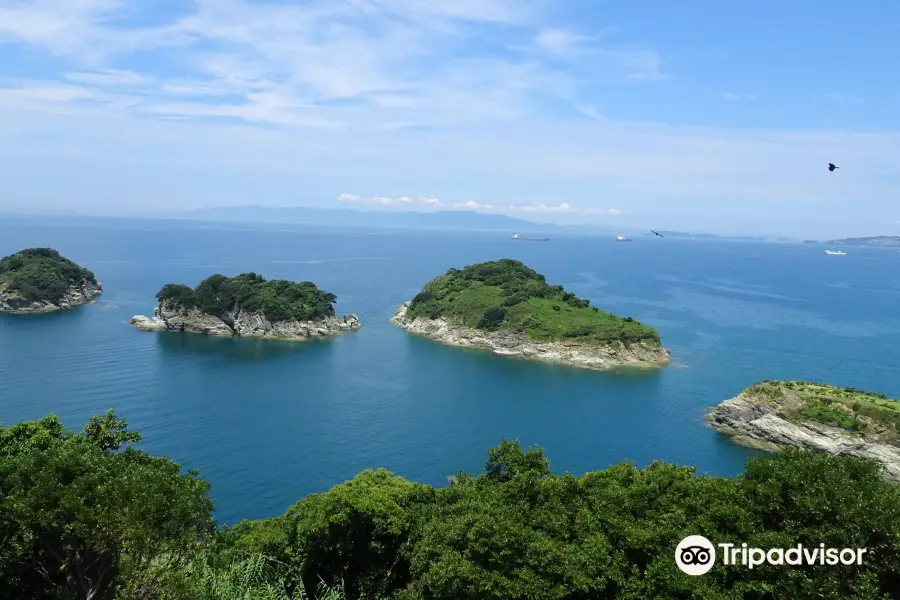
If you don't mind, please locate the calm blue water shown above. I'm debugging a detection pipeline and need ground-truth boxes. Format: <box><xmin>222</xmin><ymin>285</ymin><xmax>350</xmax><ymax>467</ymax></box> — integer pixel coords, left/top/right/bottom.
<box><xmin>3</xmin><ymin>216</ymin><xmax>900</xmax><ymax>525</ymax></box>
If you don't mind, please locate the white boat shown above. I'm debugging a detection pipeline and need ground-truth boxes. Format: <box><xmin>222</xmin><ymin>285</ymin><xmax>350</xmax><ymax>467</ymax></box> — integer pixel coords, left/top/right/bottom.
<box><xmin>824</xmin><ymin>249</ymin><xmax>846</xmax><ymax>255</ymax></box>
<box><xmin>616</xmin><ymin>235</ymin><xmax>632</xmax><ymax>242</ymax></box>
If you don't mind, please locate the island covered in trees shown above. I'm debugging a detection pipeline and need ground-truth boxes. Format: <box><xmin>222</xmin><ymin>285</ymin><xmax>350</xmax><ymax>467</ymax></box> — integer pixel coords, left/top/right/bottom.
<box><xmin>2</xmin><ymin>410</ymin><xmax>898</xmax><ymax>600</ymax></box>
<box><xmin>390</xmin><ymin>259</ymin><xmax>669</xmax><ymax>370</ymax></box>
<box><xmin>706</xmin><ymin>380</ymin><xmax>900</xmax><ymax>481</ymax></box>
<box><xmin>130</xmin><ymin>272</ymin><xmax>360</xmax><ymax>340</ymax></box>
<box><xmin>0</xmin><ymin>247</ymin><xmax>102</xmax><ymax>313</ymax></box>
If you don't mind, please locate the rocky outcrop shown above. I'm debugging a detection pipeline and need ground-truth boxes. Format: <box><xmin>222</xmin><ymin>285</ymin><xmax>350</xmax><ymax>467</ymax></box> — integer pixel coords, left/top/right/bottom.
<box><xmin>130</xmin><ymin>300</ymin><xmax>360</xmax><ymax>341</ymax></box>
<box><xmin>0</xmin><ymin>279</ymin><xmax>102</xmax><ymax>314</ymax></box>
<box><xmin>389</xmin><ymin>301</ymin><xmax>670</xmax><ymax>370</ymax></box>
<box><xmin>705</xmin><ymin>392</ymin><xmax>900</xmax><ymax>482</ymax></box>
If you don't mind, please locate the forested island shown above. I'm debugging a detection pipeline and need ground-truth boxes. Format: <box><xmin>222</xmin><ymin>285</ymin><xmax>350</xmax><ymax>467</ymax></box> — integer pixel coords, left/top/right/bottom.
<box><xmin>706</xmin><ymin>380</ymin><xmax>900</xmax><ymax>481</ymax></box>
<box><xmin>390</xmin><ymin>259</ymin><xmax>669</xmax><ymax>370</ymax></box>
<box><xmin>130</xmin><ymin>273</ymin><xmax>360</xmax><ymax>340</ymax></box>
<box><xmin>2</xmin><ymin>410</ymin><xmax>898</xmax><ymax>600</ymax></box>
<box><xmin>0</xmin><ymin>248</ymin><xmax>102</xmax><ymax>313</ymax></box>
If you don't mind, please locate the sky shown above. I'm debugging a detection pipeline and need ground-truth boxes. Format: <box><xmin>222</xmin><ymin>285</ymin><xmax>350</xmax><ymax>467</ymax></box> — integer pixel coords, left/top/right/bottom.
<box><xmin>1</xmin><ymin>0</ymin><xmax>899</xmax><ymax>237</ymax></box>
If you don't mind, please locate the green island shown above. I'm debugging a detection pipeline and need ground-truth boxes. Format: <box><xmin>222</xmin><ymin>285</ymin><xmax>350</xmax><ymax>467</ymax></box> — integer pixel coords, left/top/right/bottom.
<box><xmin>745</xmin><ymin>380</ymin><xmax>900</xmax><ymax>440</ymax></box>
<box><xmin>157</xmin><ymin>273</ymin><xmax>339</xmax><ymax>322</ymax></box>
<box><xmin>0</xmin><ymin>247</ymin><xmax>101</xmax><ymax>311</ymax></box>
<box><xmin>403</xmin><ymin>259</ymin><xmax>660</xmax><ymax>345</ymax></box>
<box><xmin>2</xmin><ymin>411</ymin><xmax>898</xmax><ymax>600</ymax></box>
<box><xmin>132</xmin><ymin>273</ymin><xmax>360</xmax><ymax>339</ymax></box>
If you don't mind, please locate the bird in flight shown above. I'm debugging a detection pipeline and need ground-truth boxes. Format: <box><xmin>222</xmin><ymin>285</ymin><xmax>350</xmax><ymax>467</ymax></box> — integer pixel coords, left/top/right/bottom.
<box><xmin>828</xmin><ymin>163</ymin><xmax>840</xmax><ymax>172</ymax></box>
<box><xmin>650</xmin><ymin>230</ymin><xmax>664</xmax><ymax>238</ymax></box>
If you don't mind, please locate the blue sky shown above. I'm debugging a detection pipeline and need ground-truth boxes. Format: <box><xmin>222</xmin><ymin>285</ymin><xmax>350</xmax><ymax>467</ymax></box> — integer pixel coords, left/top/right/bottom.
<box><xmin>1</xmin><ymin>0</ymin><xmax>898</xmax><ymax>237</ymax></box>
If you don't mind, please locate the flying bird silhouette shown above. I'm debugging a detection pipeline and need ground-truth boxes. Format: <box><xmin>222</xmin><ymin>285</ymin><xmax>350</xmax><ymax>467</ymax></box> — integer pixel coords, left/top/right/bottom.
<box><xmin>650</xmin><ymin>230</ymin><xmax>664</xmax><ymax>238</ymax></box>
<box><xmin>828</xmin><ymin>163</ymin><xmax>840</xmax><ymax>172</ymax></box>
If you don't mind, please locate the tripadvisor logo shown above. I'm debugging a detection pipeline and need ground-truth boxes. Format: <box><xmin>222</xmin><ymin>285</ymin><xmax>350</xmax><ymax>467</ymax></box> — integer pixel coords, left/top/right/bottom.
<box><xmin>675</xmin><ymin>535</ymin><xmax>716</xmax><ymax>575</ymax></box>
<box><xmin>675</xmin><ymin>535</ymin><xmax>868</xmax><ymax>575</ymax></box>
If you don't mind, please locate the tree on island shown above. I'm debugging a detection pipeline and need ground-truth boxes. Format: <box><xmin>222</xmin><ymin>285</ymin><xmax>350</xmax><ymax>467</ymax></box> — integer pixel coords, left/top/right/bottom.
<box><xmin>0</xmin><ymin>248</ymin><xmax>98</xmax><ymax>303</ymax></box>
<box><xmin>156</xmin><ymin>272</ymin><xmax>338</xmax><ymax>323</ymax></box>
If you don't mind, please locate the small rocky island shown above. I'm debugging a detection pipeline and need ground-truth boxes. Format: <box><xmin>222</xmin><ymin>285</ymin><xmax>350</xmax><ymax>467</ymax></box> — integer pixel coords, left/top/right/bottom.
<box><xmin>390</xmin><ymin>259</ymin><xmax>669</xmax><ymax>370</ymax></box>
<box><xmin>0</xmin><ymin>248</ymin><xmax>102</xmax><ymax>313</ymax></box>
<box><xmin>706</xmin><ymin>380</ymin><xmax>900</xmax><ymax>482</ymax></box>
<box><xmin>130</xmin><ymin>273</ymin><xmax>360</xmax><ymax>340</ymax></box>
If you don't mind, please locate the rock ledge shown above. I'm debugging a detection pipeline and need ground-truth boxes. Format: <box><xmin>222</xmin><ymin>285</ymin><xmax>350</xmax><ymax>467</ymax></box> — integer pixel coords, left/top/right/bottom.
<box><xmin>705</xmin><ymin>391</ymin><xmax>900</xmax><ymax>482</ymax></box>
<box><xmin>0</xmin><ymin>279</ymin><xmax>102</xmax><ymax>314</ymax></box>
<box><xmin>130</xmin><ymin>300</ymin><xmax>360</xmax><ymax>341</ymax></box>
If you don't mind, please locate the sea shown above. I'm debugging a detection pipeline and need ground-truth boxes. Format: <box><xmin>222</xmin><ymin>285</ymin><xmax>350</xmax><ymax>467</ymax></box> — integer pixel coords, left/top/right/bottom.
<box><xmin>2</xmin><ymin>215</ymin><xmax>900</xmax><ymax>525</ymax></box>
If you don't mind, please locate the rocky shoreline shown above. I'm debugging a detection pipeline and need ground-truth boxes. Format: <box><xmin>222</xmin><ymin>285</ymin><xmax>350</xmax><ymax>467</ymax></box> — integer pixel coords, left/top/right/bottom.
<box><xmin>0</xmin><ymin>279</ymin><xmax>103</xmax><ymax>314</ymax></box>
<box><xmin>389</xmin><ymin>301</ymin><xmax>670</xmax><ymax>370</ymax></box>
<box><xmin>130</xmin><ymin>300</ymin><xmax>360</xmax><ymax>340</ymax></box>
<box><xmin>705</xmin><ymin>391</ymin><xmax>900</xmax><ymax>482</ymax></box>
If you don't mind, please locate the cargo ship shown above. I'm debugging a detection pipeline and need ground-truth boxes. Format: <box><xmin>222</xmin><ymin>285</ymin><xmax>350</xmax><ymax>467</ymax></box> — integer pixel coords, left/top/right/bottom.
<box><xmin>616</xmin><ymin>235</ymin><xmax>632</xmax><ymax>242</ymax></box>
<box><xmin>511</xmin><ymin>233</ymin><xmax>549</xmax><ymax>241</ymax></box>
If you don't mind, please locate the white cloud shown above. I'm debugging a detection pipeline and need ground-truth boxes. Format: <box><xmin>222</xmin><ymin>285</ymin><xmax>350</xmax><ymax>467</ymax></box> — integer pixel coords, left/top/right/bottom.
<box><xmin>529</xmin><ymin>26</ymin><xmax>665</xmax><ymax>82</ymax></box>
<box><xmin>64</xmin><ymin>69</ymin><xmax>149</xmax><ymax>87</ymax></box>
<box><xmin>0</xmin><ymin>0</ymin><xmax>665</xmax><ymax>127</ymax></box>
<box><xmin>534</xmin><ymin>28</ymin><xmax>593</xmax><ymax>56</ymax></box>
<box><xmin>512</xmin><ymin>202</ymin><xmax>573</xmax><ymax>213</ymax></box>
<box><xmin>0</xmin><ymin>83</ymin><xmax>93</xmax><ymax>104</ymax></box>
<box><xmin>575</xmin><ymin>105</ymin><xmax>603</xmax><ymax>120</ymax></box>
<box><xmin>334</xmin><ymin>196</ymin><xmax>602</xmax><ymax>216</ymax></box>
<box><xmin>337</xmin><ymin>194</ymin><xmax>445</xmax><ymax>207</ymax></box>
<box><xmin>453</xmin><ymin>200</ymin><xmax>493</xmax><ymax>210</ymax></box>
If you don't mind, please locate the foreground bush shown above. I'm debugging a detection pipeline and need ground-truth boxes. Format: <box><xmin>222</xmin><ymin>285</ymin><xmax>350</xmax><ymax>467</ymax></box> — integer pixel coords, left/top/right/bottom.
<box><xmin>2</xmin><ymin>414</ymin><xmax>898</xmax><ymax>599</ymax></box>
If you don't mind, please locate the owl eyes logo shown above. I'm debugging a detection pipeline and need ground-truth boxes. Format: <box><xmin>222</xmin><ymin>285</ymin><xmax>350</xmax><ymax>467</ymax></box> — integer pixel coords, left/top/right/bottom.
<box><xmin>675</xmin><ymin>535</ymin><xmax>716</xmax><ymax>575</ymax></box>
<box><xmin>681</xmin><ymin>546</ymin><xmax>712</xmax><ymax>565</ymax></box>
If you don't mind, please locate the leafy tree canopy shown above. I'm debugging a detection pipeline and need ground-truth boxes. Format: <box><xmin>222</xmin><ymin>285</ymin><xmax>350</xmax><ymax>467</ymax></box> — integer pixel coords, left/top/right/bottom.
<box><xmin>0</xmin><ymin>411</ymin><xmax>214</xmax><ymax>600</ymax></box>
<box><xmin>3</xmin><ymin>413</ymin><xmax>899</xmax><ymax>600</ymax></box>
<box><xmin>221</xmin><ymin>439</ymin><xmax>900</xmax><ymax>600</ymax></box>
<box><xmin>0</xmin><ymin>248</ymin><xmax>97</xmax><ymax>302</ymax></box>
<box><xmin>156</xmin><ymin>272</ymin><xmax>339</xmax><ymax>323</ymax></box>
<box><xmin>405</xmin><ymin>259</ymin><xmax>660</xmax><ymax>345</ymax></box>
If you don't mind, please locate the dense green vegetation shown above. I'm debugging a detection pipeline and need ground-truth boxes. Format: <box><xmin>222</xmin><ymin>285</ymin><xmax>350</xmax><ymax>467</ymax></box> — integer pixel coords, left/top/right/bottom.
<box><xmin>748</xmin><ymin>380</ymin><xmax>900</xmax><ymax>441</ymax></box>
<box><xmin>2</xmin><ymin>412</ymin><xmax>899</xmax><ymax>599</ymax></box>
<box><xmin>156</xmin><ymin>273</ymin><xmax>338</xmax><ymax>323</ymax></box>
<box><xmin>405</xmin><ymin>259</ymin><xmax>660</xmax><ymax>345</ymax></box>
<box><xmin>0</xmin><ymin>248</ymin><xmax>97</xmax><ymax>302</ymax></box>
<box><xmin>0</xmin><ymin>411</ymin><xmax>212</xmax><ymax>600</ymax></box>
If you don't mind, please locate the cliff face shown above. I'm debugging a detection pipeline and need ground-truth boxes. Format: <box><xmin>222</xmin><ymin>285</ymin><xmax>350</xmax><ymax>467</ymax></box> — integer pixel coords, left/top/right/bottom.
<box><xmin>0</xmin><ymin>279</ymin><xmax>102</xmax><ymax>314</ymax></box>
<box><xmin>705</xmin><ymin>392</ymin><xmax>900</xmax><ymax>482</ymax></box>
<box><xmin>130</xmin><ymin>300</ymin><xmax>360</xmax><ymax>340</ymax></box>
<box><xmin>389</xmin><ymin>301</ymin><xmax>670</xmax><ymax>370</ymax></box>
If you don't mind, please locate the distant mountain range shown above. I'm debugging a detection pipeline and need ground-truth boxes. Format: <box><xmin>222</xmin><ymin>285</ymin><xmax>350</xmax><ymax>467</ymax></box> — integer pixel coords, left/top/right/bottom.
<box><xmin>804</xmin><ymin>236</ymin><xmax>900</xmax><ymax>248</ymax></box>
<box><xmin>169</xmin><ymin>205</ymin><xmax>565</xmax><ymax>233</ymax></box>
<box><xmin>652</xmin><ymin>230</ymin><xmax>766</xmax><ymax>241</ymax></box>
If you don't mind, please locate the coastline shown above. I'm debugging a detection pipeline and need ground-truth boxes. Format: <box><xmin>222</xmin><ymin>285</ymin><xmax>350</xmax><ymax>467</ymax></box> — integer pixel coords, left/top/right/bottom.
<box><xmin>0</xmin><ymin>279</ymin><xmax>102</xmax><ymax>314</ymax></box>
<box><xmin>130</xmin><ymin>300</ymin><xmax>360</xmax><ymax>341</ymax></box>
<box><xmin>389</xmin><ymin>300</ymin><xmax>670</xmax><ymax>371</ymax></box>
<box><xmin>705</xmin><ymin>389</ymin><xmax>900</xmax><ymax>482</ymax></box>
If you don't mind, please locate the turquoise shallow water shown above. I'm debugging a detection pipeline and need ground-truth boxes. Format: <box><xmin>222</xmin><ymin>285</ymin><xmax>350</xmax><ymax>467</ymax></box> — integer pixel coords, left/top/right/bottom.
<box><xmin>2</xmin><ymin>216</ymin><xmax>900</xmax><ymax>524</ymax></box>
